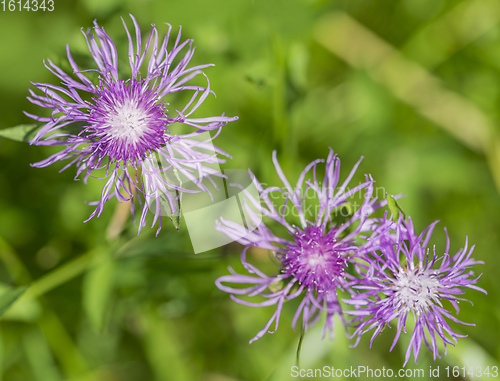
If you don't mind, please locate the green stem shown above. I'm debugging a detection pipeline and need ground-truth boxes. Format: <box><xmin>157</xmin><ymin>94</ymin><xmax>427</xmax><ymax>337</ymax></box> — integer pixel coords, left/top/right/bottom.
<box><xmin>296</xmin><ymin>324</ymin><xmax>306</xmax><ymax>367</ymax></box>
<box><xmin>0</xmin><ymin>234</ymin><xmax>89</xmax><ymax>376</ymax></box>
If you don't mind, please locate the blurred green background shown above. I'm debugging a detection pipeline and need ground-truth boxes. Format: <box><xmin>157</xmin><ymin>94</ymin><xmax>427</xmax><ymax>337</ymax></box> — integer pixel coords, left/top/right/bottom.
<box><xmin>0</xmin><ymin>0</ymin><xmax>499</xmax><ymax>380</ymax></box>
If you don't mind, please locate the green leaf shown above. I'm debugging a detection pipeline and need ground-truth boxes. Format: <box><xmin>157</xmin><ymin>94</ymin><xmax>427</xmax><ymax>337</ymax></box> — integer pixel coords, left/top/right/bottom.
<box><xmin>0</xmin><ymin>122</ymin><xmax>85</xmax><ymax>143</ymax></box>
<box><xmin>2</xmin><ymin>293</ymin><xmax>41</xmax><ymax>322</ymax></box>
<box><xmin>144</xmin><ymin>307</ymin><xmax>195</xmax><ymax>381</ymax></box>
<box><xmin>336</xmin><ymin>202</ymin><xmax>353</xmax><ymax>223</ymax></box>
<box><xmin>22</xmin><ymin>329</ymin><xmax>63</xmax><ymax>381</ymax></box>
<box><xmin>159</xmin><ymin>190</ymin><xmax>181</xmax><ymax>231</ymax></box>
<box><xmin>160</xmin><ymin>166</ymin><xmax>182</xmax><ymax>231</ymax></box>
<box><xmin>0</xmin><ymin>124</ymin><xmax>42</xmax><ymax>142</ymax></box>
<box><xmin>386</xmin><ymin>194</ymin><xmax>406</xmax><ymax>221</ymax></box>
<box><xmin>82</xmin><ymin>255</ymin><xmax>115</xmax><ymax>332</ymax></box>
<box><xmin>0</xmin><ymin>286</ymin><xmax>28</xmax><ymax>317</ymax></box>
<box><xmin>296</xmin><ymin>325</ymin><xmax>305</xmax><ymax>367</ymax></box>
<box><xmin>330</xmin><ymin>202</ymin><xmax>353</xmax><ymax>233</ymax></box>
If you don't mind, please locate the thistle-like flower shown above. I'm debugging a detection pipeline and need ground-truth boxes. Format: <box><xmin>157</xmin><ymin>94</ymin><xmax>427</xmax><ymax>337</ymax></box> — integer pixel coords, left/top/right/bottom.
<box><xmin>347</xmin><ymin>217</ymin><xmax>486</xmax><ymax>366</ymax></box>
<box><xmin>26</xmin><ymin>14</ymin><xmax>237</xmax><ymax>233</ymax></box>
<box><xmin>215</xmin><ymin>150</ymin><xmax>382</xmax><ymax>342</ymax></box>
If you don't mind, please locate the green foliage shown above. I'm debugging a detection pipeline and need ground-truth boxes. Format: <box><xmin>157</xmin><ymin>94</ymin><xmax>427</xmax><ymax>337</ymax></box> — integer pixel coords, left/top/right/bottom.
<box><xmin>82</xmin><ymin>251</ymin><xmax>115</xmax><ymax>332</ymax></box>
<box><xmin>0</xmin><ymin>286</ymin><xmax>27</xmax><ymax>318</ymax></box>
<box><xmin>386</xmin><ymin>194</ymin><xmax>406</xmax><ymax>222</ymax></box>
<box><xmin>0</xmin><ymin>123</ymin><xmax>82</xmax><ymax>143</ymax></box>
<box><xmin>0</xmin><ymin>0</ymin><xmax>499</xmax><ymax>380</ymax></box>
<box><xmin>0</xmin><ymin>124</ymin><xmax>40</xmax><ymax>142</ymax></box>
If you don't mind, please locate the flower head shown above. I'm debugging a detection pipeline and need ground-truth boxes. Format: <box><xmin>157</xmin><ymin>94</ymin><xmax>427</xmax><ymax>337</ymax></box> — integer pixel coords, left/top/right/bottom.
<box><xmin>215</xmin><ymin>149</ymin><xmax>383</xmax><ymax>342</ymax></box>
<box><xmin>348</xmin><ymin>217</ymin><xmax>486</xmax><ymax>366</ymax></box>
<box><xmin>282</xmin><ymin>225</ymin><xmax>348</xmax><ymax>293</ymax></box>
<box><xmin>26</xmin><ymin>15</ymin><xmax>237</xmax><ymax>233</ymax></box>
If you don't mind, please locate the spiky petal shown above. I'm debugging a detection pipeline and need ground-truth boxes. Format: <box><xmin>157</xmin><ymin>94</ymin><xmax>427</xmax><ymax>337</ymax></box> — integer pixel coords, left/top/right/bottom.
<box><xmin>26</xmin><ymin>14</ymin><xmax>238</xmax><ymax>234</ymax></box>
<box><xmin>215</xmin><ymin>149</ymin><xmax>382</xmax><ymax>342</ymax></box>
<box><xmin>347</xmin><ymin>216</ymin><xmax>486</xmax><ymax>366</ymax></box>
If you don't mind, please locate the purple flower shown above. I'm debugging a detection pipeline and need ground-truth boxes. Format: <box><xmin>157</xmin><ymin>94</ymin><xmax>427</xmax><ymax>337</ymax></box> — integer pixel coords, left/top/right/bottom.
<box><xmin>26</xmin><ymin>14</ymin><xmax>237</xmax><ymax>233</ymax></box>
<box><xmin>215</xmin><ymin>150</ymin><xmax>383</xmax><ymax>342</ymax></box>
<box><xmin>347</xmin><ymin>217</ymin><xmax>486</xmax><ymax>366</ymax></box>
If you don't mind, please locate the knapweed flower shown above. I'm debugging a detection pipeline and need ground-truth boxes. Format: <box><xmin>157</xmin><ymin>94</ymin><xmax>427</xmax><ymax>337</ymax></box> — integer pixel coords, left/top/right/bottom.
<box><xmin>347</xmin><ymin>216</ymin><xmax>485</xmax><ymax>366</ymax></box>
<box><xmin>215</xmin><ymin>149</ymin><xmax>384</xmax><ymax>342</ymax></box>
<box><xmin>26</xmin><ymin>14</ymin><xmax>237</xmax><ymax>233</ymax></box>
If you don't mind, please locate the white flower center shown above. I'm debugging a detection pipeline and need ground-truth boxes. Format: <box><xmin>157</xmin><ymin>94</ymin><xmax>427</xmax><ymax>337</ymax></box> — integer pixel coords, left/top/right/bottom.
<box><xmin>392</xmin><ymin>267</ymin><xmax>441</xmax><ymax>314</ymax></box>
<box><xmin>306</xmin><ymin>251</ymin><xmax>327</xmax><ymax>268</ymax></box>
<box><xmin>106</xmin><ymin>100</ymin><xmax>151</xmax><ymax>143</ymax></box>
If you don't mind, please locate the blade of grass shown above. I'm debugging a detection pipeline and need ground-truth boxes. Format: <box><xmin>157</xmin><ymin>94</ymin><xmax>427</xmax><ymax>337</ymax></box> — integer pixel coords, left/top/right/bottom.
<box><xmin>314</xmin><ymin>12</ymin><xmax>500</xmax><ymax>194</ymax></box>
